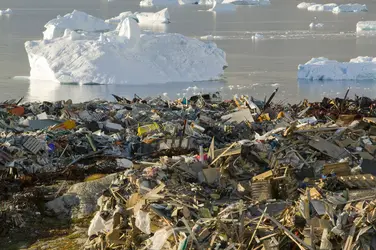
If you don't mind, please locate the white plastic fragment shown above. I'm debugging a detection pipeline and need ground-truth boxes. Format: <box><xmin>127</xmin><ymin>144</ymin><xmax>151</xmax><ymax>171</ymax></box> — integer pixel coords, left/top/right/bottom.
<box><xmin>88</xmin><ymin>211</ymin><xmax>114</xmax><ymax>236</ymax></box>
<box><xmin>149</xmin><ymin>227</ymin><xmax>173</xmax><ymax>250</ymax></box>
<box><xmin>135</xmin><ymin>210</ymin><xmax>151</xmax><ymax>234</ymax></box>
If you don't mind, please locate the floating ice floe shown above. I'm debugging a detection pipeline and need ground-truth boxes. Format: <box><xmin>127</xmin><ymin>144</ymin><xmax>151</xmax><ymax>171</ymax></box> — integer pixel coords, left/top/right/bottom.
<box><xmin>301</xmin><ymin>3</ymin><xmax>367</xmax><ymax>13</ymax></box>
<box><xmin>200</xmin><ymin>35</ymin><xmax>224</xmax><ymax>40</ymax></box>
<box><xmin>252</xmin><ymin>33</ymin><xmax>264</xmax><ymax>40</ymax></box>
<box><xmin>43</xmin><ymin>10</ymin><xmax>111</xmax><ymax>40</ymax></box>
<box><xmin>222</xmin><ymin>0</ymin><xmax>270</xmax><ymax>5</ymax></box>
<box><xmin>332</xmin><ymin>4</ymin><xmax>367</xmax><ymax>13</ymax></box>
<box><xmin>297</xmin><ymin>2</ymin><xmax>316</xmax><ymax>9</ymax></box>
<box><xmin>307</xmin><ymin>3</ymin><xmax>338</xmax><ymax>12</ymax></box>
<box><xmin>309</xmin><ymin>22</ymin><xmax>324</xmax><ymax>28</ymax></box>
<box><xmin>357</xmin><ymin>21</ymin><xmax>376</xmax><ymax>32</ymax></box>
<box><xmin>297</xmin><ymin>57</ymin><xmax>376</xmax><ymax>81</ymax></box>
<box><xmin>140</xmin><ymin>0</ymin><xmax>178</xmax><ymax>6</ymax></box>
<box><xmin>25</xmin><ymin>15</ymin><xmax>227</xmax><ymax>85</ymax></box>
<box><xmin>179</xmin><ymin>0</ymin><xmax>199</xmax><ymax>4</ymax></box>
<box><xmin>208</xmin><ymin>0</ymin><xmax>236</xmax><ymax>11</ymax></box>
<box><xmin>0</xmin><ymin>8</ymin><xmax>13</xmax><ymax>15</ymax></box>
<box><xmin>135</xmin><ymin>8</ymin><xmax>170</xmax><ymax>24</ymax></box>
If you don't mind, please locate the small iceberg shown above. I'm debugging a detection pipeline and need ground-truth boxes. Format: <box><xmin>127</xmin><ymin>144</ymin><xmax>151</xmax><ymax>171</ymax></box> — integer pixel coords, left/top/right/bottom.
<box><xmin>300</xmin><ymin>3</ymin><xmax>367</xmax><ymax>13</ymax></box>
<box><xmin>208</xmin><ymin>0</ymin><xmax>236</xmax><ymax>12</ymax></box>
<box><xmin>357</xmin><ymin>21</ymin><xmax>376</xmax><ymax>32</ymax></box>
<box><xmin>135</xmin><ymin>8</ymin><xmax>170</xmax><ymax>24</ymax></box>
<box><xmin>43</xmin><ymin>10</ymin><xmax>111</xmax><ymax>40</ymax></box>
<box><xmin>0</xmin><ymin>8</ymin><xmax>13</xmax><ymax>15</ymax></box>
<box><xmin>309</xmin><ymin>22</ymin><xmax>324</xmax><ymax>28</ymax></box>
<box><xmin>332</xmin><ymin>4</ymin><xmax>367</xmax><ymax>13</ymax></box>
<box><xmin>298</xmin><ymin>57</ymin><xmax>376</xmax><ymax>81</ymax></box>
<box><xmin>222</xmin><ymin>0</ymin><xmax>270</xmax><ymax>5</ymax></box>
<box><xmin>297</xmin><ymin>2</ymin><xmax>316</xmax><ymax>9</ymax></box>
<box><xmin>25</xmin><ymin>12</ymin><xmax>227</xmax><ymax>85</ymax></box>
<box><xmin>251</xmin><ymin>33</ymin><xmax>264</xmax><ymax>40</ymax></box>
<box><xmin>307</xmin><ymin>3</ymin><xmax>337</xmax><ymax>12</ymax></box>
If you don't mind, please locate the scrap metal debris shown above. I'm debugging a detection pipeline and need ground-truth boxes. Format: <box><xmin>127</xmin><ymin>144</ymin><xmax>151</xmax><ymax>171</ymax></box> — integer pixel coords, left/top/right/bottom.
<box><xmin>2</xmin><ymin>92</ymin><xmax>376</xmax><ymax>249</ymax></box>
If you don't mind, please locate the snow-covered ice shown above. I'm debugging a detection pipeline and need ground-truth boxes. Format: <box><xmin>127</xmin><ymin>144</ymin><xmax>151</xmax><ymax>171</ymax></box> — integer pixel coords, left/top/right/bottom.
<box><xmin>252</xmin><ymin>33</ymin><xmax>264</xmax><ymax>40</ymax></box>
<box><xmin>25</xmin><ymin>14</ymin><xmax>227</xmax><ymax>85</ymax></box>
<box><xmin>332</xmin><ymin>4</ymin><xmax>367</xmax><ymax>13</ymax></box>
<box><xmin>106</xmin><ymin>9</ymin><xmax>170</xmax><ymax>27</ymax></box>
<box><xmin>222</xmin><ymin>0</ymin><xmax>270</xmax><ymax>5</ymax></box>
<box><xmin>309</xmin><ymin>22</ymin><xmax>324</xmax><ymax>28</ymax></box>
<box><xmin>357</xmin><ymin>21</ymin><xmax>376</xmax><ymax>32</ymax></box>
<box><xmin>208</xmin><ymin>0</ymin><xmax>236</xmax><ymax>11</ymax></box>
<box><xmin>140</xmin><ymin>0</ymin><xmax>178</xmax><ymax>6</ymax></box>
<box><xmin>105</xmin><ymin>12</ymin><xmax>137</xmax><ymax>27</ymax></box>
<box><xmin>300</xmin><ymin>3</ymin><xmax>367</xmax><ymax>13</ymax></box>
<box><xmin>179</xmin><ymin>0</ymin><xmax>199</xmax><ymax>4</ymax></box>
<box><xmin>135</xmin><ymin>8</ymin><xmax>170</xmax><ymax>24</ymax></box>
<box><xmin>297</xmin><ymin>2</ymin><xmax>316</xmax><ymax>9</ymax></box>
<box><xmin>199</xmin><ymin>0</ymin><xmax>215</xmax><ymax>5</ymax></box>
<box><xmin>43</xmin><ymin>10</ymin><xmax>110</xmax><ymax>40</ymax></box>
<box><xmin>297</xmin><ymin>57</ymin><xmax>376</xmax><ymax>81</ymax></box>
<box><xmin>0</xmin><ymin>8</ymin><xmax>13</xmax><ymax>15</ymax></box>
<box><xmin>307</xmin><ymin>3</ymin><xmax>337</xmax><ymax>12</ymax></box>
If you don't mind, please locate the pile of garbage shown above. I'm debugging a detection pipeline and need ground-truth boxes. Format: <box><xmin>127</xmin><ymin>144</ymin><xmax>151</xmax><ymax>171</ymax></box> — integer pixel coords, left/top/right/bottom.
<box><xmin>3</xmin><ymin>90</ymin><xmax>376</xmax><ymax>249</ymax></box>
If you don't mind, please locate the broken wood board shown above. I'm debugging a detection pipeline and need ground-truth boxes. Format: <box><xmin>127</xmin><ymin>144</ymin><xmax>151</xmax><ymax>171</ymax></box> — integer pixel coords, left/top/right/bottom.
<box><xmin>363</xmin><ymin>117</ymin><xmax>376</xmax><ymax>125</ymax></box>
<box><xmin>339</xmin><ymin>174</ymin><xmax>376</xmax><ymax>189</ymax></box>
<box><xmin>252</xmin><ymin>170</ymin><xmax>273</xmax><ymax>182</ymax></box>
<box><xmin>322</xmin><ymin>162</ymin><xmax>350</xmax><ymax>176</ymax></box>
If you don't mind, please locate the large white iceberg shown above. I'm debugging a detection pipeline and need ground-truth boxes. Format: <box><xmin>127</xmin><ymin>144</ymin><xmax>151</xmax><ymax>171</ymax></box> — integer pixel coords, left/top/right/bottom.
<box><xmin>357</xmin><ymin>21</ymin><xmax>376</xmax><ymax>32</ymax></box>
<box><xmin>297</xmin><ymin>2</ymin><xmax>316</xmax><ymax>9</ymax></box>
<box><xmin>25</xmin><ymin>17</ymin><xmax>227</xmax><ymax>85</ymax></box>
<box><xmin>43</xmin><ymin>10</ymin><xmax>111</xmax><ymax>40</ymax></box>
<box><xmin>0</xmin><ymin>8</ymin><xmax>12</xmax><ymax>15</ymax></box>
<box><xmin>332</xmin><ymin>4</ymin><xmax>367</xmax><ymax>13</ymax></box>
<box><xmin>222</xmin><ymin>0</ymin><xmax>270</xmax><ymax>5</ymax></box>
<box><xmin>297</xmin><ymin>57</ymin><xmax>376</xmax><ymax>81</ymax></box>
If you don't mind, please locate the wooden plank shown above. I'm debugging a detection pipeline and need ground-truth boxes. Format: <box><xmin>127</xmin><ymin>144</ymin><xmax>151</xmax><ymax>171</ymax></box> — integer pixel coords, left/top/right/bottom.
<box><xmin>322</xmin><ymin>162</ymin><xmax>350</xmax><ymax>176</ymax></box>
